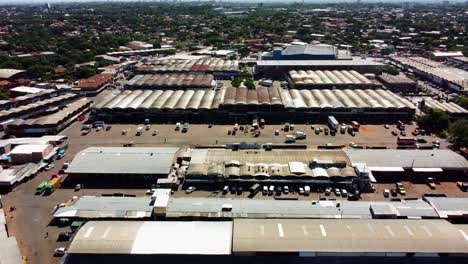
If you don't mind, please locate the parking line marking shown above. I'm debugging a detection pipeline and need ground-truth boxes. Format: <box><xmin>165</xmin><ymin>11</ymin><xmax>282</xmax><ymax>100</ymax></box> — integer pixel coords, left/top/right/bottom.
<box><xmin>319</xmin><ymin>224</ymin><xmax>327</xmax><ymax>237</ymax></box>
<box><xmin>302</xmin><ymin>225</ymin><xmax>309</xmax><ymax>236</ymax></box>
<box><xmin>84</xmin><ymin>226</ymin><xmax>94</xmax><ymax>238</ymax></box>
<box><xmin>422</xmin><ymin>226</ymin><xmax>432</xmax><ymax>237</ymax></box>
<box><xmin>277</xmin><ymin>223</ymin><xmax>284</xmax><ymax>238</ymax></box>
<box><xmin>404</xmin><ymin>225</ymin><xmax>414</xmax><ymax>236</ymax></box>
<box><xmin>459</xmin><ymin>230</ymin><xmax>468</xmax><ymax>241</ymax></box>
<box><xmin>102</xmin><ymin>227</ymin><xmax>111</xmax><ymax>238</ymax></box>
<box><xmin>385</xmin><ymin>226</ymin><xmax>395</xmax><ymax>237</ymax></box>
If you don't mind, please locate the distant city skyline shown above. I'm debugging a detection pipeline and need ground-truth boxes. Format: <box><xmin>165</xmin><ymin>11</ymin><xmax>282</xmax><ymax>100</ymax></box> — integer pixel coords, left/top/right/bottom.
<box><xmin>1</xmin><ymin>0</ymin><xmax>467</xmax><ymax>4</ymax></box>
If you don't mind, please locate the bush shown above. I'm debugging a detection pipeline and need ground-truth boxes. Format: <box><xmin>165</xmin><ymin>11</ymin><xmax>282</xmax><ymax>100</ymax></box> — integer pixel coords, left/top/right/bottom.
<box><xmin>449</xmin><ymin>119</ymin><xmax>468</xmax><ymax>148</ymax></box>
<box><xmin>417</xmin><ymin>108</ymin><xmax>449</xmax><ymax>133</ymax></box>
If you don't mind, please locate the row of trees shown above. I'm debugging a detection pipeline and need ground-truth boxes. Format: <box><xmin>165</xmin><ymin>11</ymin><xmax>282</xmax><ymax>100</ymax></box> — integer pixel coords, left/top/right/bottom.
<box><xmin>417</xmin><ymin>109</ymin><xmax>467</xmax><ymax>148</ymax></box>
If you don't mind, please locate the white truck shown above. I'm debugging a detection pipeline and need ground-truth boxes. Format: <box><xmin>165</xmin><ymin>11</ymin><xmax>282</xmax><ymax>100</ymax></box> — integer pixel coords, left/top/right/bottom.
<box><xmin>285</xmin><ymin>135</ymin><xmax>296</xmax><ymax>143</ymax></box>
<box><xmin>328</xmin><ymin>116</ymin><xmax>339</xmax><ymax>130</ymax></box>
<box><xmin>295</xmin><ymin>131</ymin><xmax>306</xmax><ymax>140</ymax></box>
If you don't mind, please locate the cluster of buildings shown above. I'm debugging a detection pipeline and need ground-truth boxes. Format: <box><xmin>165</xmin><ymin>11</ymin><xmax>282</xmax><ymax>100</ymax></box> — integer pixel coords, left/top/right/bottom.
<box><xmin>391</xmin><ymin>56</ymin><xmax>468</xmax><ymax>93</ymax></box>
<box><xmin>0</xmin><ymin>135</ymin><xmax>67</xmax><ymax>188</ymax></box>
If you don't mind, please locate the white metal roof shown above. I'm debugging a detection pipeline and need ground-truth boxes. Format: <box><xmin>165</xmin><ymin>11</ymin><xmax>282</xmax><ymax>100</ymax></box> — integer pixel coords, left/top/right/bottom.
<box><xmin>10</xmin><ymin>144</ymin><xmax>49</xmax><ymax>154</ymax></box>
<box><xmin>66</xmin><ymin>147</ymin><xmax>178</xmax><ymax>175</ymax></box>
<box><xmin>68</xmin><ymin>221</ymin><xmax>233</xmax><ymax>255</ymax></box>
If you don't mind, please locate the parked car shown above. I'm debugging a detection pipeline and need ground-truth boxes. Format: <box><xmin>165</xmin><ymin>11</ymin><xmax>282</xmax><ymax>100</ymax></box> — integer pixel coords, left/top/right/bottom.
<box><xmin>185</xmin><ymin>186</ymin><xmax>196</xmax><ymax>194</ymax></box>
<box><xmin>347</xmin><ymin>194</ymin><xmax>359</xmax><ymax>201</ymax></box>
<box><xmin>269</xmin><ymin>185</ymin><xmax>274</xmax><ymax>195</ymax></box>
<box><xmin>54</xmin><ymin>247</ymin><xmax>67</xmax><ymax>256</ymax></box>
<box><xmin>400</xmin><ymin>131</ymin><xmax>406</xmax><ymax>136</ymax></box>
<box><xmin>384</xmin><ymin>124</ymin><xmax>389</xmax><ymax>129</ymax></box>
<box><xmin>58</xmin><ymin>232</ymin><xmax>73</xmax><ymax>241</ymax></box>
<box><xmin>283</xmin><ymin>186</ymin><xmax>289</xmax><ymax>194</ymax></box>
<box><xmin>45</xmin><ymin>163</ymin><xmax>54</xmax><ymax>171</ymax></box>
<box><xmin>274</xmin><ymin>129</ymin><xmax>279</xmax><ymax>136</ymax></box>
<box><xmin>427</xmin><ymin>178</ymin><xmax>436</xmax><ymax>189</ymax></box>
<box><xmin>262</xmin><ymin>186</ymin><xmax>268</xmax><ymax>195</ymax></box>
<box><xmin>298</xmin><ymin>187</ymin><xmax>304</xmax><ymax>195</ymax></box>
<box><xmin>74</xmin><ymin>184</ymin><xmax>82</xmax><ymax>191</ymax></box>
<box><xmin>390</xmin><ymin>189</ymin><xmax>398</xmax><ymax>197</ymax></box>
<box><xmin>383</xmin><ymin>189</ymin><xmax>390</xmax><ymax>197</ymax></box>
<box><xmin>334</xmin><ymin>188</ymin><xmax>341</xmax><ymax>196</ymax></box>
<box><xmin>417</xmin><ymin>138</ymin><xmax>427</xmax><ymax>143</ymax></box>
<box><xmin>275</xmin><ymin>186</ymin><xmax>282</xmax><ymax>196</ymax></box>
<box><xmin>391</xmin><ymin>131</ymin><xmax>398</xmax><ymax>136</ymax></box>
<box><xmin>222</xmin><ymin>186</ymin><xmax>229</xmax><ymax>194</ymax></box>
<box><xmin>341</xmin><ymin>189</ymin><xmax>348</xmax><ymax>197</ymax></box>
<box><xmin>325</xmin><ymin>187</ymin><xmax>332</xmax><ymax>196</ymax></box>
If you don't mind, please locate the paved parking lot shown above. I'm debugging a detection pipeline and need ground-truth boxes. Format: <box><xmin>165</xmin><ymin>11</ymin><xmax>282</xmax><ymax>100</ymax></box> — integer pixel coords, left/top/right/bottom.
<box><xmin>0</xmin><ymin>111</ymin><xmax>454</xmax><ymax>264</ymax></box>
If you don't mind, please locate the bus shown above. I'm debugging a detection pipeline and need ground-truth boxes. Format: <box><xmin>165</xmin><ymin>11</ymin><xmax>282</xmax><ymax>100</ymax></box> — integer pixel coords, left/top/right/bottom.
<box><xmin>351</xmin><ymin>121</ymin><xmax>360</xmax><ymax>131</ymax></box>
<box><xmin>397</xmin><ymin>136</ymin><xmax>416</xmax><ymax>145</ymax></box>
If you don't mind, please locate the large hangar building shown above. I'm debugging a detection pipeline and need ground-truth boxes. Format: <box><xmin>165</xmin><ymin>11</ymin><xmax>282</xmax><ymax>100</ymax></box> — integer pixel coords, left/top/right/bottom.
<box><xmin>92</xmin><ymin>86</ymin><xmax>416</xmax><ymax>123</ymax></box>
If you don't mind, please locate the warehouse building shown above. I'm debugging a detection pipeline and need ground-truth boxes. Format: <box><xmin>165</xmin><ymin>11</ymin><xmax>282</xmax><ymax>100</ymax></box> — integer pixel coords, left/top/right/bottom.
<box><xmin>377</xmin><ymin>73</ymin><xmax>417</xmax><ymax>93</ymax></box>
<box><xmin>185</xmin><ymin>149</ymin><xmax>359</xmax><ymax>189</ymax></box>
<box><xmin>0</xmin><ymin>93</ymin><xmax>79</xmax><ymax>122</ymax></box>
<box><xmin>420</xmin><ymin>98</ymin><xmax>468</xmax><ymax>119</ymax></box>
<box><xmin>53</xmin><ymin>196</ymin><xmax>154</xmax><ymax>220</ymax></box>
<box><xmin>65</xmin><ymin>147</ymin><xmax>179</xmax><ymax>186</ymax></box>
<box><xmin>288</xmin><ymin>70</ymin><xmax>376</xmax><ymax>89</ymax></box>
<box><xmin>66</xmin><ymin>221</ymin><xmax>232</xmax><ymax>256</ymax></box>
<box><xmin>345</xmin><ymin>149</ymin><xmax>468</xmax><ymax>182</ymax></box>
<box><xmin>9</xmin><ymin>144</ymin><xmax>54</xmax><ymax>164</ymax></box>
<box><xmin>92</xmin><ymin>86</ymin><xmax>416</xmax><ymax>123</ymax></box>
<box><xmin>391</xmin><ymin>57</ymin><xmax>468</xmax><ymax>93</ymax></box>
<box><xmin>256</xmin><ymin>57</ymin><xmax>385</xmax><ymax>78</ymax></box>
<box><xmin>6</xmin><ymin>98</ymin><xmax>91</xmax><ymax>136</ymax></box>
<box><xmin>424</xmin><ymin>197</ymin><xmax>468</xmax><ymax>221</ymax></box>
<box><xmin>73</xmin><ymin>73</ymin><xmax>113</xmax><ymax>95</ymax></box>
<box><xmin>447</xmin><ymin>56</ymin><xmax>468</xmax><ymax>69</ymax></box>
<box><xmin>135</xmin><ymin>58</ymin><xmax>239</xmax><ymax>79</ymax></box>
<box><xmin>232</xmin><ymin>218</ymin><xmax>468</xmax><ymax>256</ymax></box>
<box><xmin>262</xmin><ymin>44</ymin><xmax>340</xmax><ymax>60</ymax></box>
<box><xmin>125</xmin><ymin>74</ymin><xmax>214</xmax><ymax>90</ymax></box>
<box><xmin>63</xmin><ymin>219</ymin><xmax>468</xmax><ymax>263</ymax></box>
<box><xmin>165</xmin><ymin>197</ymin><xmax>439</xmax><ymax>220</ymax></box>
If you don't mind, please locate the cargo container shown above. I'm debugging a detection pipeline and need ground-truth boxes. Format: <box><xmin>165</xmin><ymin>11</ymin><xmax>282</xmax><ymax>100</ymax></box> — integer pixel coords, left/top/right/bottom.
<box><xmin>328</xmin><ymin>116</ymin><xmax>339</xmax><ymax>130</ymax></box>
<box><xmin>397</xmin><ymin>136</ymin><xmax>416</xmax><ymax>145</ymax></box>
<box><xmin>45</xmin><ymin>176</ymin><xmax>62</xmax><ymax>193</ymax></box>
<box><xmin>296</xmin><ymin>131</ymin><xmax>306</xmax><ymax>139</ymax></box>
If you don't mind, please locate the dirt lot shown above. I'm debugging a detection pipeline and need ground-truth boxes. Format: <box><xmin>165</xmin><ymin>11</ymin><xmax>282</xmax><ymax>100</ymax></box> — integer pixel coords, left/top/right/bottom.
<box><xmin>0</xmin><ymin>109</ymin><xmax>456</xmax><ymax>264</ymax></box>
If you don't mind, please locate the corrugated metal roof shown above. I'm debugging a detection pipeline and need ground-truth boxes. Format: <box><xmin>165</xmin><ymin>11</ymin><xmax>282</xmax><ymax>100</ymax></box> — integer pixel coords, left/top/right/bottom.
<box><xmin>233</xmin><ymin>218</ymin><xmax>468</xmax><ymax>253</ymax></box>
<box><xmin>68</xmin><ymin>221</ymin><xmax>233</xmax><ymax>255</ymax></box>
<box><xmin>66</xmin><ymin>147</ymin><xmax>178</xmax><ymax>175</ymax></box>
<box><xmin>53</xmin><ymin>196</ymin><xmax>153</xmax><ymax>219</ymax></box>
<box><xmin>344</xmin><ymin>149</ymin><xmax>468</xmax><ymax>170</ymax></box>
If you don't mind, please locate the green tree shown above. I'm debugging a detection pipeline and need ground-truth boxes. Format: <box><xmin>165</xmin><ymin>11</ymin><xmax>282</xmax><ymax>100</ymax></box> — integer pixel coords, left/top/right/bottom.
<box><xmin>455</xmin><ymin>96</ymin><xmax>468</xmax><ymax>109</ymax></box>
<box><xmin>384</xmin><ymin>65</ymin><xmax>400</xmax><ymax>76</ymax></box>
<box><xmin>449</xmin><ymin>119</ymin><xmax>468</xmax><ymax>148</ymax></box>
<box><xmin>231</xmin><ymin>77</ymin><xmax>242</xmax><ymax>88</ymax></box>
<box><xmin>417</xmin><ymin>108</ymin><xmax>449</xmax><ymax>133</ymax></box>
<box><xmin>244</xmin><ymin>79</ymin><xmax>256</xmax><ymax>90</ymax></box>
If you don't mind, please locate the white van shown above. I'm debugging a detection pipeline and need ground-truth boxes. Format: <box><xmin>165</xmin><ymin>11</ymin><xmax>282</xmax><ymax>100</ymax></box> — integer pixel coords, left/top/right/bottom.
<box><xmin>136</xmin><ymin>127</ymin><xmax>143</xmax><ymax>136</ymax></box>
<box><xmin>285</xmin><ymin>135</ymin><xmax>296</xmax><ymax>143</ymax></box>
